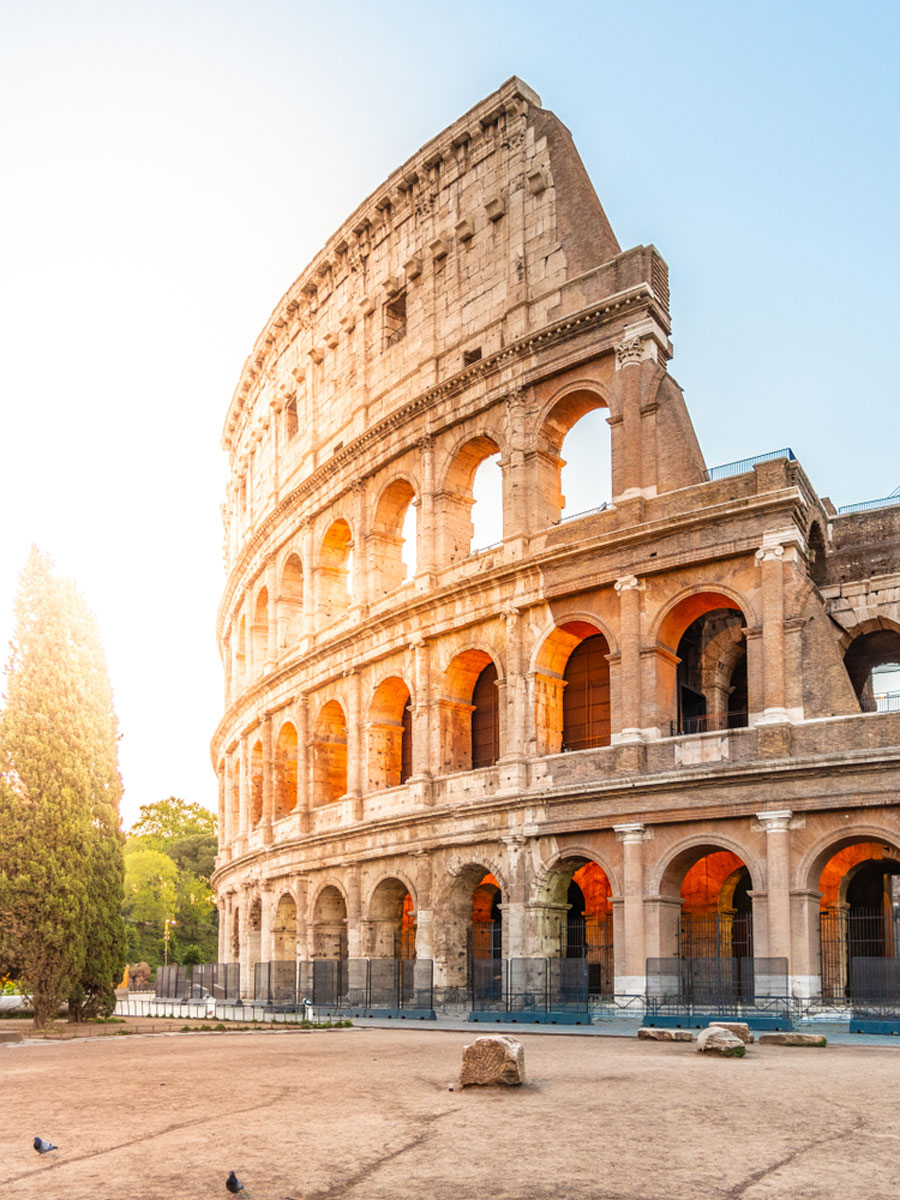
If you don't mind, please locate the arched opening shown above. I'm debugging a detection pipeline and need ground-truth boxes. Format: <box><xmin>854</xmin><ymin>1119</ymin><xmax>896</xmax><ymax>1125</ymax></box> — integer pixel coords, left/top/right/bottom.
<box><xmin>252</xmin><ymin>587</ymin><xmax>269</xmax><ymax>676</ymax></box>
<box><xmin>312</xmin><ymin>700</ymin><xmax>347</xmax><ymax>805</ymax></box>
<box><xmin>311</xmin><ymin>885</ymin><xmax>348</xmax><ymax>960</ymax></box>
<box><xmin>249</xmin><ymin>739</ymin><xmax>263</xmax><ymax>826</ymax></box>
<box><xmin>472</xmin><ymin>874</ymin><xmax>502</xmax><ymax>961</ymax></box>
<box><xmin>317</xmin><ymin>519</ymin><xmax>353</xmax><ymax>621</ymax></box>
<box><xmin>537</xmin><ymin>389</ymin><xmax>610</xmax><ymax>526</ymax></box>
<box><xmin>247</xmin><ymin>897</ymin><xmax>262</xmax><ymax>973</ymax></box>
<box><xmin>371</xmin><ymin>479</ymin><xmax>417</xmax><ymax>594</ymax></box>
<box><xmin>807</xmin><ymin>521</ymin><xmax>827</xmax><ymax>588</ymax></box>
<box><xmin>562</xmin><ymin>632</ymin><xmax>611</xmax><ymax>750</ymax></box>
<box><xmin>436</xmin><ymin>435</ymin><xmax>501</xmax><ymax>562</ymax></box>
<box><xmin>273</xmin><ymin>894</ymin><xmax>297</xmax><ymax>961</ymax></box>
<box><xmin>559</xmin><ymin>407</ymin><xmax>611</xmax><ymax>520</ymax></box>
<box><xmin>274</xmin><ymin>722</ymin><xmax>298</xmax><ymax>818</ymax></box>
<box><xmin>368</xmin><ymin>878</ymin><xmax>416</xmax><ymax>959</ymax></box>
<box><xmin>818</xmin><ymin>842</ymin><xmax>900</xmax><ymax>999</ymax></box>
<box><xmin>368</xmin><ymin>677</ymin><xmax>413</xmax><ymax>791</ymax></box>
<box><xmin>434</xmin><ymin>864</ymin><xmax>498</xmax><ymax>990</ymax></box>
<box><xmin>537</xmin><ymin>858</ymin><xmax>614</xmax><ymax>996</ymax></box>
<box><xmin>471</xmin><ymin>453</ymin><xmax>502</xmax><ymax>552</ymax></box>
<box><xmin>660</xmin><ymin>597</ymin><xmax>748</xmax><ymax>734</ymax></box>
<box><xmin>658</xmin><ymin>846</ymin><xmax>755</xmax><ymax>1004</ymax></box>
<box><xmin>843</xmin><ymin>629</ymin><xmax>900</xmax><ymax>714</ymax></box>
<box><xmin>441</xmin><ymin>649</ymin><xmax>500</xmax><ymax>773</ymax></box>
<box><xmin>471</xmin><ymin>662</ymin><xmax>500</xmax><ymax>768</ymax></box>
<box><xmin>278</xmin><ymin>553</ymin><xmax>304</xmax><ymax>648</ymax></box>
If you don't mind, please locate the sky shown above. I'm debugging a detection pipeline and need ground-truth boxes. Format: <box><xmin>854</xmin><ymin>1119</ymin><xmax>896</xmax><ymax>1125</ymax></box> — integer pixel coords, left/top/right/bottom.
<box><xmin>1</xmin><ymin>0</ymin><xmax>898</xmax><ymax>829</ymax></box>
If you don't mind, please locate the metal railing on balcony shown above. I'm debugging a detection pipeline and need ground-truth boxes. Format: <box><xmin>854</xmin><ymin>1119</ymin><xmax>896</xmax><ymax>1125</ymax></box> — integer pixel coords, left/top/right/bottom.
<box><xmin>838</xmin><ymin>494</ymin><xmax>900</xmax><ymax>515</ymax></box>
<box><xmin>555</xmin><ymin>502</ymin><xmax>609</xmax><ymax>525</ymax></box>
<box><xmin>670</xmin><ymin>711</ymin><xmax>749</xmax><ymax>736</ymax></box>
<box><xmin>704</xmin><ymin>448</ymin><xmax>795</xmax><ymax>482</ymax></box>
<box><xmin>876</xmin><ymin>691</ymin><xmax>900</xmax><ymax>713</ymax></box>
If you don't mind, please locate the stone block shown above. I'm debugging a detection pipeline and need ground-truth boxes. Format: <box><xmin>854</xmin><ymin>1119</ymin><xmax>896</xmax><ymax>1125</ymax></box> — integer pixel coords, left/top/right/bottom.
<box><xmin>708</xmin><ymin>1021</ymin><xmax>754</xmax><ymax>1044</ymax></box>
<box><xmin>696</xmin><ymin>1026</ymin><xmax>746</xmax><ymax>1057</ymax></box>
<box><xmin>638</xmin><ymin>1027</ymin><xmax>695</xmax><ymax>1042</ymax></box>
<box><xmin>459</xmin><ymin>1034</ymin><xmax>525</xmax><ymax>1087</ymax></box>
<box><xmin>758</xmin><ymin>1032</ymin><xmax>827</xmax><ymax>1047</ymax></box>
<box><xmin>0</xmin><ymin>1028</ymin><xmax>23</xmax><ymax>1043</ymax></box>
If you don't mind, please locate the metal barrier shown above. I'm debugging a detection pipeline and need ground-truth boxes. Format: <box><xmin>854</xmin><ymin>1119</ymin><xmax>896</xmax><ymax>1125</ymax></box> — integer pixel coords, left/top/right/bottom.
<box><xmin>155</xmin><ymin>962</ymin><xmax>240</xmax><ymax>1002</ymax></box>
<box><xmin>704</xmin><ymin>448</ymin><xmax>794</xmax><ymax>482</ymax></box>
<box><xmin>470</xmin><ymin>958</ymin><xmax>592</xmax><ymax>1024</ymax></box>
<box><xmin>644</xmin><ymin>956</ymin><xmax>793</xmax><ymax>1029</ymax></box>
<box><xmin>251</xmin><ymin>959</ymin><xmax>434</xmax><ymax>1017</ymax></box>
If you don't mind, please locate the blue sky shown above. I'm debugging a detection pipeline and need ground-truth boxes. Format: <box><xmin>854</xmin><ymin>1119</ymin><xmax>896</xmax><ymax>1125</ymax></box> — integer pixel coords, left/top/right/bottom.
<box><xmin>1</xmin><ymin>1</ymin><xmax>897</xmax><ymax>823</ymax></box>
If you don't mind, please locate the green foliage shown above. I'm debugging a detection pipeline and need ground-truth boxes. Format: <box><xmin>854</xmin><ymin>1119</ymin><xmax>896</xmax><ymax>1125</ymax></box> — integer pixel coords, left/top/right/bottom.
<box><xmin>0</xmin><ymin>548</ymin><xmax>126</xmax><ymax>1027</ymax></box>
<box><xmin>130</xmin><ymin>798</ymin><xmax>216</xmax><ymax>845</ymax></box>
<box><xmin>123</xmin><ymin>847</ymin><xmax>178</xmax><ymax>925</ymax></box>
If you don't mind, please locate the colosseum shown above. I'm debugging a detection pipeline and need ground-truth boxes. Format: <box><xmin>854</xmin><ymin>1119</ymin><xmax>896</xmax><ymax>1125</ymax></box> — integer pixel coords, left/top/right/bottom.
<box><xmin>211</xmin><ymin>77</ymin><xmax>900</xmax><ymax>1019</ymax></box>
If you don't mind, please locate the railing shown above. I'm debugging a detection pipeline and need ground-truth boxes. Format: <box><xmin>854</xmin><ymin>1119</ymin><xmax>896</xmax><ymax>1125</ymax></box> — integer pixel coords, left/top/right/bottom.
<box><xmin>670</xmin><ymin>711</ymin><xmax>748</xmax><ymax>736</ymax></box>
<box><xmin>555</xmin><ymin>502</ymin><xmax>609</xmax><ymax>525</ymax></box>
<box><xmin>704</xmin><ymin>448</ymin><xmax>795</xmax><ymax>482</ymax></box>
<box><xmin>467</xmin><ymin>540</ymin><xmax>503</xmax><ymax>557</ymax></box>
<box><xmin>838</xmin><ymin>495</ymin><xmax>900</xmax><ymax>514</ymax></box>
<box><xmin>876</xmin><ymin>692</ymin><xmax>900</xmax><ymax>713</ymax></box>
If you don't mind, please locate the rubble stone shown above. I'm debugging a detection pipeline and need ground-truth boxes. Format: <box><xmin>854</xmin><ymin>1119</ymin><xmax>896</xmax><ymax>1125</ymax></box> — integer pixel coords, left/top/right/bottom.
<box><xmin>459</xmin><ymin>1034</ymin><xmax>525</xmax><ymax>1087</ymax></box>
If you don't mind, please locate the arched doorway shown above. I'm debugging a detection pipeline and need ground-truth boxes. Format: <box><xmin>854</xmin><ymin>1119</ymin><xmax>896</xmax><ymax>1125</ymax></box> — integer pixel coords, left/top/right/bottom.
<box><xmin>843</xmin><ymin>629</ymin><xmax>900</xmax><ymax>713</ymax></box>
<box><xmin>311</xmin><ymin>885</ymin><xmax>348</xmax><ymax>960</ymax></box>
<box><xmin>819</xmin><ymin>842</ymin><xmax>900</xmax><ymax>999</ymax></box>
<box><xmin>675</xmin><ymin>608</ymin><xmax>748</xmax><ymax>733</ymax></box>
<box><xmin>367</xmin><ymin>677</ymin><xmax>413</xmax><ymax>790</ymax></box>
<box><xmin>368</xmin><ymin>878</ymin><xmax>416</xmax><ymax>959</ymax></box>
<box><xmin>536</xmin><ymin>858</ymin><xmax>614</xmax><ymax>997</ymax></box>
<box><xmin>273</xmin><ymin>894</ymin><xmax>297</xmax><ymax>961</ymax></box>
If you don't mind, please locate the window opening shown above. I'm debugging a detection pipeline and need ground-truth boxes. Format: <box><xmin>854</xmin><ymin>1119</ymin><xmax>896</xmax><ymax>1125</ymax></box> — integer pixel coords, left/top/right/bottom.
<box><xmin>384</xmin><ymin>292</ymin><xmax>407</xmax><ymax>348</ymax></box>
<box><xmin>471</xmin><ymin>662</ymin><xmax>500</xmax><ymax>768</ymax></box>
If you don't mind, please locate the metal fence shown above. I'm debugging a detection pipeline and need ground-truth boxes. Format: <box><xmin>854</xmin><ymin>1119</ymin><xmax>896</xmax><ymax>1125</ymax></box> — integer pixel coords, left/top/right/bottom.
<box><xmin>251</xmin><ymin>959</ymin><xmax>434</xmax><ymax>1014</ymax></box>
<box><xmin>820</xmin><ymin>906</ymin><xmax>900</xmax><ymax>999</ymax></box>
<box><xmin>470</xmin><ymin>957</ymin><xmax>592</xmax><ymax>1019</ymax></box>
<box><xmin>155</xmin><ymin>962</ymin><xmax>240</xmax><ymax>1002</ymax></box>
<box><xmin>704</xmin><ymin>448</ymin><xmax>794</xmax><ymax>482</ymax></box>
<box><xmin>645</xmin><ymin>956</ymin><xmax>788</xmax><ymax>1008</ymax></box>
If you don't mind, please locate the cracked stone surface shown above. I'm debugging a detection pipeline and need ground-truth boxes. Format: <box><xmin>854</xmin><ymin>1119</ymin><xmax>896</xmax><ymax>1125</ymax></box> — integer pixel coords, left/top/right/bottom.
<box><xmin>1</xmin><ymin>1026</ymin><xmax>898</xmax><ymax>1199</ymax></box>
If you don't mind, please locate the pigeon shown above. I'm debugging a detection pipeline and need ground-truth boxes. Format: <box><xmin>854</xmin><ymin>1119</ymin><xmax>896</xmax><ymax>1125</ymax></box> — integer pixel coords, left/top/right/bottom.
<box><xmin>33</xmin><ymin>1136</ymin><xmax>58</xmax><ymax>1155</ymax></box>
<box><xmin>226</xmin><ymin>1171</ymin><xmax>244</xmax><ymax>1194</ymax></box>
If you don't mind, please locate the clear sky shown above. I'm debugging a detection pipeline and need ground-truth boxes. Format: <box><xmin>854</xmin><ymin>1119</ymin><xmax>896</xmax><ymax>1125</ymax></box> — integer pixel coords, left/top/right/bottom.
<box><xmin>1</xmin><ymin>0</ymin><xmax>897</xmax><ymax>828</ymax></box>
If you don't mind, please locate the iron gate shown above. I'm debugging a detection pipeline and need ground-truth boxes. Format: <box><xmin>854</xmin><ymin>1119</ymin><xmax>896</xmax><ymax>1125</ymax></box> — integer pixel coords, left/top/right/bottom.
<box><xmin>820</xmin><ymin>906</ymin><xmax>900</xmax><ymax>999</ymax></box>
<box><xmin>565</xmin><ymin>913</ymin><xmax>614</xmax><ymax>996</ymax></box>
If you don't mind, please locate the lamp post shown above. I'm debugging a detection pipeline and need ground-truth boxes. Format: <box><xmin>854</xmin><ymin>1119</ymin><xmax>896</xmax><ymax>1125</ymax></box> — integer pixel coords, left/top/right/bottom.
<box><xmin>164</xmin><ymin>918</ymin><xmax>177</xmax><ymax>966</ymax></box>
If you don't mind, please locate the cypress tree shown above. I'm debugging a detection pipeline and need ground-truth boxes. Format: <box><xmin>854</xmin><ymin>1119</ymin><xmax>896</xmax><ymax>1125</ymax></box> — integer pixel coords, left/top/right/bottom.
<box><xmin>0</xmin><ymin>548</ymin><xmax>126</xmax><ymax>1026</ymax></box>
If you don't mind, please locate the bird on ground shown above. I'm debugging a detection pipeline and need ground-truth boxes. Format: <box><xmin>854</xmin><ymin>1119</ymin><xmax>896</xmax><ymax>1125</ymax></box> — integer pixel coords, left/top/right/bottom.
<box><xmin>226</xmin><ymin>1170</ymin><xmax>244</xmax><ymax>1194</ymax></box>
<box><xmin>33</xmin><ymin>1136</ymin><xmax>58</xmax><ymax>1155</ymax></box>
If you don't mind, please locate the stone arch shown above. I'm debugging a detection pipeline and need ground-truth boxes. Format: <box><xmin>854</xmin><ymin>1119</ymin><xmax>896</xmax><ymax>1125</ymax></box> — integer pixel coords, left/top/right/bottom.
<box><xmin>532</xmin><ymin>850</ymin><xmax>616</xmax><ymax>995</ymax></box>
<box><xmin>533</xmin><ymin>844</ymin><xmax>622</xmax><ymax>901</ymax></box>
<box><xmin>274</xmin><ymin>721</ymin><xmax>298</xmax><ymax>818</ymax></box>
<box><xmin>652</xmin><ymin>834</ymin><xmax>763</xmax><ymax>898</ymax></box>
<box><xmin>440</xmin><ymin>648</ymin><xmax>502</xmax><ymax>773</ymax></box>
<box><xmin>249</xmin><ymin>738</ymin><xmax>263</xmax><ymax>826</ymax></box>
<box><xmin>434</xmin><ymin>861</ymin><xmax>505</xmax><ymax>989</ymax></box>
<box><xmin>252</xmin><ymin>586</ymin><xmax>269</xmax><ymax>676</ymax></box>
<box><xmin>533</xmin><ymin>619</ymin><xmax>612</xmax><ymax>756</ymax></box>
<box><xmin>310</xmin><ymin>882</ymin><xmax>348</xmax><ymax>960</ymax></box>
<box><xmin>654</xmin><ymin>588</ymin><xmax>753</xmax><ymax>734</ymax></box>
<box><xmin>370</xmin><ymin>476</ymin><xmax>417</xmax><ymax>594</ymax></box>
<box><xmin>273</xmin><ymin>892</ymin><xmax>297</xmax><ymax>961</ymax></box>
<box><xmin>435</xmin><ymin>432</ymin><xmax>502</xmax><ymax>562</ymax></box>
<box><xmin>807</xmin><ymin>519</ymin><xmax>827</xmax><ymax>588</ymax></box>
<box><xmin>277</xmin><ymin>552</ymin><xmax>304</xmax><ymax>648</ymax></box>
<box><xmin>797</xmin><ymin>826</ymin><xmax>900</xmax><ymax>894</ymax></box>
<box><xmin>367</xmin><ymin>675</ymin><xmax>413</xmax><ymax>791</ymax></box>
<box><xmin>653</xmin><ymin>585</ymin><xmax>756</xmax><ymax>650</ymax></box>
<box><xmin>536</xmin><ymin>383</ymin><xmax>612</xmax><ymax>525</ymax></box>
<box><xmin>317</xmin><ymin>518</ymin><xmax>353</xmax><ymax>621</ymax></box>
<box><xmin>366</xmin><ymin>875</ymin><xmax>418</xmax><ymax>958</ymax></box>
<box><xmin>842</xmin><ymin>625</ymin><xmax>900</xmax><ymax>713</ymax></box>
<box><xmin>312</xmin><ymin>699</ymin><xmax>348</xmax><ymax>805</ymax></box>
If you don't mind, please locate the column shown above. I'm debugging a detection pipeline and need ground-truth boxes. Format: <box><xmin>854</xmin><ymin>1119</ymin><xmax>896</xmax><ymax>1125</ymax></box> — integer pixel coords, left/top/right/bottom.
<box><xmin>261</xmin><ymin>714</ymin><xmax>274</xmax><ymax>841</ymax></box>
<box><xmin>501</xmin><ymin>835</ymin><xmax>528</xmax><ymax>959</ymax></box>
<box><xmin>217</xmin><ymin>899</ymin><xmax>227</xmax><ymax>963</ymax></box>
<box><xmin>410</xmin><ymin>636</ymin><xmax>433</xmax><ymax>791</ymax></box>
<box><xmin>296</xmin><ymin>696</ymin><xmax>310</xmax><ymax>833</ymax></box>
<box><xmin>222</xmin><ymin>754</ymin><xmax>233</xmax><ymax>850</ymax></box>
<box><xmin>412</xmin><ymin>851</ymin><xmax>434</xmax><ymax>961</ymax></box>
<box><xmin>294</xmin><ymin>877</ymin><xmax>309</xmax><ymax>963</ymax></box>
<box><xmin>216</xmin><ymin>761</ymin><xmax>226</xmax><ymax>862</ymax></box>
<box><xmin>351</xmin><ymin>479</ymin><xmax>367</xmax><ymax>610</ymax></box>
<box><xmin>345</xmin><ymin>669</ymin><xmax>363</xmax><ymax>819</ymax></box>
<box><xmin>346</xmin><ymin>867</ymin><xmax>362</xmax><ymax>959</ymax></box>
<box><xmin>265</xmin><ymin>563</ymin><xmax>277</xmax><ymax>670</ymax></box>
<box><xmin>755</xmin><ymin>533</ymin><xmax>791</xmax><ymax>724</ymax></box>
<box><xmin>238</xmin><ymin>732</ymin><xmax>249</xmax><ymax>839</ymax></box>
<box><xmin>613</xmin><ymin>575</ymin><xmax>643</xmax><ymax>740</ymax></box>
<box><xmin>416</xmin><ymin>434</ymin><xmax>436</xmax><ymax>582</ymax></box>
<box><xmin>756</xmin><ymin>810</ymin><xmax>793</xmax><ymax>973</ymax></box>
<box><xmin>614</xmin><ymin>822</ymin><xmax>648</xmax><ymax>995</ymax></box>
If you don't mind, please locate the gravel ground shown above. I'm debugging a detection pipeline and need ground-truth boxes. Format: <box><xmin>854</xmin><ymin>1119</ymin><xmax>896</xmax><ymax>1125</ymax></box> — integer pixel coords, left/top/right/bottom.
<box><xmin>2</xmin><ymin>1024</ymin><xmax>899</xmax><ymax>1200</ymax></box>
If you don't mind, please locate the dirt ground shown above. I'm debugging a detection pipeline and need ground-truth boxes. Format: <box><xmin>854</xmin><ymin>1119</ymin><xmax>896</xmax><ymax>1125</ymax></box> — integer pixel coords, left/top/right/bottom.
<box><xmin>2</xmin><ymin>1024</ymin><xmax>899</xmax><ymax>1200</ymax></box>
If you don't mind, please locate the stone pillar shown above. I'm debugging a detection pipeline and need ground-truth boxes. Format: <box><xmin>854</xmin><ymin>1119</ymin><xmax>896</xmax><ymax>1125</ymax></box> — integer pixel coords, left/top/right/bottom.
<box><xmin>296</xmin><ymin>696</ymin><xmax>310</xmax><ymax>833</ymax></box>
<box><xmin>294</xmin><ymin>877</ymin><xmax>309</xmax><ymax>962</ymax></box>
<box><xmin>613</xmin><ymin>575</ymin><xmax>643</xmax><ymax>740</ymax></box>
<box><xmin>502</xmin><ymin>835</ymin><xmax>528</xmax><ymax>959</ymax></box>
<box><xmin>614</xmin><ymin>822</ymin><xmax>648</xmax><ymax>995</ymax></box>
<box><xmin>502</xmin><ymin>387</ymin><xmax>529</xmax><ymax>539</ymax></box>
<box><xmin>345</xmin><ymin>669</ymin><xmax>364</xmax><ymax>819</ymax></box>
<box><xmin>238</xmin><ymin>732</ymin><xmax>249</xmax><ymax>839</ymax></box>
<box><xmin>217</xmin><ymin>899</ymin><xmax>227</xmax><ymax>962</ymax></box>
<box><xmin>613</xmin><ymin>320</ymin><xmax>668</xmax><ymax>501</ymax></box>
<box><xmin>346</xmin><ymin>868</ymin><xmax>362</xmax><ymax>959</ymax></box>
<box><xmin>261</xmin><ymin>714</ymin><xmax>274</xmax><ymax>843</ymax></box>
<box><xmin>791</xmin><ymin>888</ymin><xmax>823</xmax><ymax>999</ymax></box>
<box><xmin>351</xmin><ymin>479</ymin><xmax>367</xmax><ymax>610</ymax></box>
<box><xmin>216</xmin><ymin>760</ymin><xmax>226</xmax><ymax>860</ymax></box>
<box><xmin>756</xmin><ymin>810</ymin><xmax>793</xmax><ymax>969</ymax></box>
<box><xmin>416</xmin><ymin>434</ymin><xmax>436</xmax><ymax>583</ymax></box>
<box><xmin>755</xmin><ymin>532</ymin><xmax>792</xmax><ymax>724</ymax></box>
<box><xmin>302</xmin><ymin>520</ymin><xmax>315</xmax><ymax>633</ymax></box>
<box><xmin>412</xmin><ymin>852</ymin><xmax>434</xmax><ymax>960</ymax></box>
<box><xmin>223</xmin><ymin>754</ymin><xmax>234</xmax><ymax>850</ymax></box>
<box><xmin>499</xmin><ymin>606</ymin><xmax>527</xmax><ymax>783</ymax></box>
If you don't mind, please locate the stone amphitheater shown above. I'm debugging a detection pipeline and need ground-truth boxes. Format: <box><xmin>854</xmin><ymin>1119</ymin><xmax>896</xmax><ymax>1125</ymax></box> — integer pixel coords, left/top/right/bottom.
<box><xmin>210</xmin><ymin>77</ymin><xmax>900</xmax><ymax>1009</ymax></box>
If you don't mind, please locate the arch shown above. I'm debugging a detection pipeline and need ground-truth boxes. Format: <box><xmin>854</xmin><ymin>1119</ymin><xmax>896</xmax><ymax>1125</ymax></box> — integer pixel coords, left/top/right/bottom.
<box><xmin>367</xmin><ymin>876</ymin><xmax>417</xmax><ymax>958</ymax></box>
<box><xmin>367</xmin><ymin>676</ymin><xmax>413</xmax><ymax>791</ymax></box>
<box><xmin>675</xmin><ymin>606</ymin><xmax>749</xmax><ymax>733</ymax></box>
<box><xmin>274</xmin><ymin>721</ymin><xmax>298</xmax><ymax>818</ymax></box>
<box><xmin>436</xmin><ymin>433</ymin><xmax>502</xmax><ymax>562</ymax></box>
<box><xmin>433</xmin><ymin>861</ymin><xmax>504</xmax><ymax>990</ymax></box>
<box><xmin>654</xmin><ymin>586</ymin><xmax>755</xmax><ymax>651</ymax></box>
<box><xmin>535</xmin><ymin>384</ymin><xmax>611</xmax><ymax>526</ymax></box>
<box><xmin>371</xmin><ymin>477</ymin><xmax>417</xmax><ymax>594</ymax></box>
<box><xmin>797</xmin><ymin>826</ymin><xmax>900</xmax><ymax>894</ymax></box>
<box><xmin>534</xmin><ymin>844</ymin><xmax>622</xmax><ymax>902</ymax></box>
<box><xmin>252</xmin><ymin>586</ymin><xmax>269</xmax><ymax>675</ymax></box>
<box><xmin>807</xmin><ymin>520</ymin><xmax>827</xmax><ymax>588</ymax></box>
<box><xmin>249</xmin><ymin>738</ymin><xmax>263</xmax><ymax>826</ymax></box>
<box><xmin>439</xmin><ymin>648</ymin><xmax>502</xmax><ymax>773</ymax></box>
<box><xmin>273</xmin><ymin>893</ymin><xmax>297</xmax><ymax>961</ymax></box>
<box><xmin>317</xmin><ymin>518</ymin><xmax>353</xmax><ymax>621</ymax></box>
<box><xmin>312</xmin><ymin>699</ymin><xmax>347</xmax><ymax>805</ymax></box>
<box><xmin>843</xmin><ymin>628</ymin><xmax>900</xmax><ymax>713</ymax></box>
<box><xmin>277</xmin><ymin>552</ymin><xmax>304</xmax><ymax>648</ymax></box>
<box><xmin>311</xmin><ymin>883</ymin><xmax>348</xmax><ymax>960</ymax></box>
<box><xmin>471</xmin><ymin>661</ymin><xmax>500</xmax><ymax>768</ymax></box>
<box><xmin>651</xmin><ymin>834</ymin><xmax>763</xmax><ymax>898</ymax></box>
<box><xmin>533</xmin><ymin>852</ymin><xmax>615</xmax><ymax>995</ymax></box>
<box><xmin>533</xmin><ymin>620</ymin><xmax>611</xmax><ymax>756</ymax></box>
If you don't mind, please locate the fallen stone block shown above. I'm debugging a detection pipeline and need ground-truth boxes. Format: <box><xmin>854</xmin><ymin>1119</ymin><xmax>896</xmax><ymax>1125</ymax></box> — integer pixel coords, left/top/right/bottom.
<box><xmin>638</xmin><ymin>1027</ymin><xmax>695</xmax><ymax>1041</ymax></box>
<box><xmin>696</xmin><ymin>1026</ymin><xmax>746</xmax><ymax>1057</ymax></box>
<box><xmin>0</xmin><ymin>1028</ymin><xmax>23</xmax><ymax>1043</ymax></box>
<box><xmin>459</xmin><ymin>1034</ymin><xmax>525</xmax><ymax>1087</ymax></box>
<box><xmin>708</xmin><ymin>1021</ymin><xmax>754</xmax><ymax>1044</ymax></box>
<box><xmin>758</xmin><ymin>1032</ymin><xmax>827</xmax><ymax>1047</ymax></box>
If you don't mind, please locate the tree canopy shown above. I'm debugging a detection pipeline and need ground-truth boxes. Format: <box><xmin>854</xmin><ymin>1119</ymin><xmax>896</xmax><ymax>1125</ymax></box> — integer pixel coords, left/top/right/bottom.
<box><xmin>130</xmin><ymin>797</ymin><xmax>216</xmax><ymax>845</ymax></box>
<box><xmin>0</xmin><ymin>547</ymin><xmax>126</xmax><ymax>1024</ymax></box>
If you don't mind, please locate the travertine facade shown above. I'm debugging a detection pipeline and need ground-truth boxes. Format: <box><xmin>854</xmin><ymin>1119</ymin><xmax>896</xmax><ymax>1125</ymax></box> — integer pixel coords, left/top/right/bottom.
<box><xmin>211</xmin><ymin>78</ymin><xmax>900</xmax><ymax>1002</ymax></box>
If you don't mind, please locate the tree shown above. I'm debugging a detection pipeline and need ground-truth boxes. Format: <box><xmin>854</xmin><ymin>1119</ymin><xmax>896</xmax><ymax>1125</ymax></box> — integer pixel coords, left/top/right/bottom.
<box><xmin>0</xmin><ymin>548</ymin><xmax>126</xmax><ymax>1026</ymax></box>
<box><xmin>122</xmin><ymin>846</ymin><xmax>179</xmax><ymax>966</ymax></box>
<box><xmin>130</xmin><ymin>797</ymin><xmax>216</xmax><ymax>845</ymax></box>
